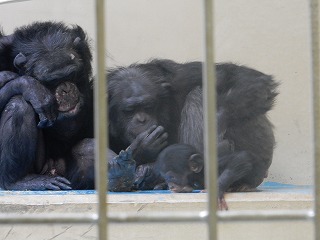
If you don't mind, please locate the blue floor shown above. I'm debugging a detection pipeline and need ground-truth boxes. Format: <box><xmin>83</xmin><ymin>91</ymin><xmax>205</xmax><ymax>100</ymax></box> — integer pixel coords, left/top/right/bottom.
<box><xmin>0</xmin><ymin>182</ymin><xmax>313</xmax><ymax>196</ymax></box>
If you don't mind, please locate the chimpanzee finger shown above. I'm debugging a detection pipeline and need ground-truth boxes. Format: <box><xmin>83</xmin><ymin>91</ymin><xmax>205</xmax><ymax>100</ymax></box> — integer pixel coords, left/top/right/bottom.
<box><xmin>50</xmin><ymin>179</ymin><xmax>72</xmax><ymax>190</ymax></box>
<box><xmin>152</xmin><ymin>132</ymin><xmax>168</xmax><ymax>145</ymax></box>
<box><xmin>0</xmin><ymin>71</ymin><xmax>19</xmax><ymax>88</ymax></box>
<box><xmin>55</xmin><ymin>176</ymin><xmax>72</xmax><ymax>185</ymax></box>
<box><xmin>137</xmin><ymin>125</ymin><xmax>157</xmax><ymax>141</ymax></box>
<box><xmin>55</xmin><ymin>182</ymin><xmax>72</xmax><ymax>190</ymax></box>
<box><xmin>156</xmin><ymin>141</ymin><xmax>168</xmax><ymax>151</ymax></box>
<box><xmin>45</xmin><ymin>183</ymin><xmax>61</xmax><ymax>191</ymax></box>
<box><xmin>144</xmin><ymin>126</ymin><xmax>166</xmax><ymax>142</ymax></box>
<box><xmin>130</xmin><ymin>125</ymin><xmax>158</xmax><ymax>150</ymax></box>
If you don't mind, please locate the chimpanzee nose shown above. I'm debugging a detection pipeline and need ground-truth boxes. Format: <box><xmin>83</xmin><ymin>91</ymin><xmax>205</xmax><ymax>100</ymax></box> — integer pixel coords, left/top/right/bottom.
<box><xmin>137</xmin><ymin>113</ymin><xmax>147</xmax><ymax>123</ymax></box>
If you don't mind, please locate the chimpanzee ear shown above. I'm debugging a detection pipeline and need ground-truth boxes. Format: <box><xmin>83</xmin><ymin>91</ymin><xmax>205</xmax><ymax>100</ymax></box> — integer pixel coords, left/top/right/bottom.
<box><xmin>0</xmin><ymin>34</ymin><xmax>13</xmax><ymax>47</ymax></box>
<box><xmin>13</xmin><ymin>52</ymin><xmax>27</xmax><ymax>70</ymax></box>
<box><xmin>189</xmin><ymin>153</ymin><xmax>203</xmax><ymax>173</ymax></box>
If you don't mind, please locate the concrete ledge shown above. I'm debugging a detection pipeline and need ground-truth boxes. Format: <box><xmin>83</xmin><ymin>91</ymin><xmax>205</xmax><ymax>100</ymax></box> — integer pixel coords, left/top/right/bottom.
<box><xmin>0</xmin><ymin>182</ymin><xmax>314</xmax><ymax>240</ymax></box>
<box><xmin>0</xmin><ymin>182</ymin><xmax>313</xmax><ymax>213</ymax></box>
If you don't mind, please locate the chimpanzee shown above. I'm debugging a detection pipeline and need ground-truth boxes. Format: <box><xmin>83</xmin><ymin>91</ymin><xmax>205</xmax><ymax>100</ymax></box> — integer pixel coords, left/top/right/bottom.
<box><xmin>108</xmin><ymin>59</ymin><xmax>205</xmax><ymax>165</ymax></box>
<box><xmin>0</xmin><ymin>21</ymin><xmax>136</xmax><ymax>191</ymax></box>
<box><xmin>108</xmin><ymin>60</ymin><xmax>278</xmax><ymax>207</ymax></box>
<box><xmin>155</xmin><ymin>144</ymin><xmax>205</xmax><ymax>193</ymax></box>
<box><xmin>158</xmin><ymin>85</ymin><xmax>275</xmax><ymax>210</ymax></box>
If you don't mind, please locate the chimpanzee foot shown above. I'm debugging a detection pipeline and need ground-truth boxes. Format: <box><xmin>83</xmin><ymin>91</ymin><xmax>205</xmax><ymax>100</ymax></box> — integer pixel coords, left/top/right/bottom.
<box><xmin>218</xmin><ymin>196</ymin><xmax>229</xmax><ymax>211</ymax></box>
<box><xmin>6</xmin><ymin>174</ymin><xmax>72</xmax><ymax>191</ymax></box>
<box><xmin>108</xmin><ymin>148</ymin><xmax>136</xmax><ymax>192</ymax></box>
<box><xmin>200</xmin><ymin>190</ymin><xmax>229</xmax><ymax>210</ymax></box>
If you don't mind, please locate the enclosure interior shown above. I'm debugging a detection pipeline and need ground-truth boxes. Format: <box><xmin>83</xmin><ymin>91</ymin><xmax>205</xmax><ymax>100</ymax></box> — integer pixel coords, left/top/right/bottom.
<box><xmin>0</xmin><ymin>0</ymin><xmax>315</xmax><ymax>240</ymax></box>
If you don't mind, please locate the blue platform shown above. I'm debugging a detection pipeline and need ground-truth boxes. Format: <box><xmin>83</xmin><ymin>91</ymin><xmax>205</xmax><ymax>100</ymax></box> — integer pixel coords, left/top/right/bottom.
<box><xmin>0</xmin><ymin>181</ymin><xmax>313</xmax><ymax>196</ymax></box>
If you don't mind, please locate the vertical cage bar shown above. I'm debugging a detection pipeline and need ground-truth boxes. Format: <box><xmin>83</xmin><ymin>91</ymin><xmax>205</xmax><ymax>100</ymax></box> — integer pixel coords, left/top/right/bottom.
<box><xmin>94</xmin><ymin>0</ymin><xmax>108</xmax><ymax>239</ymax></box>
<box><xmin>310</xmin><ymin>1</ymin><xmax>320</xmax><ymax>239</ymax></box>
<box><xmin>202</xmin><ymin>0</ymin><xmax>218</xmax><ymax>240</ymax></box>
<box><xmin>310</xmin><ymin>0</ymin><xmax>320</xmax><ymax>239</ymax></box>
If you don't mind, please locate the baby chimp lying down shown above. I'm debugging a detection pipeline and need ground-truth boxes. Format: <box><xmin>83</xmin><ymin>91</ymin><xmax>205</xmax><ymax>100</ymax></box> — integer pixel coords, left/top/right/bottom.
<box><xmin>156</xmin><ymin>141</ymin><xmax>238</xmax><ymax>210</ymax></box>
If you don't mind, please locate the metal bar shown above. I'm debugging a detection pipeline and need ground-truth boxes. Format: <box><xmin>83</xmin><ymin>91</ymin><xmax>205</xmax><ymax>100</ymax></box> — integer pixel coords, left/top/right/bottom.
<box><xmin>310</xmin><ymin>0</ymin><xmax>320</xmax><ymax>239</ymax></box>
<box><xmin>202</xmin><ymin>0</ymin><xmax>218</xmax><ymax>239</ymax></box>
<box><xmin>0</xmin><ymin>213</ymin><xmax>98</xmax><ymax>224</ymax></box>
<box><xmin>94</xmin><ymin>0</ymin><xmax>107</xmax><ymax>239</ymax></box>
<box><xmin>218</xmin><ymin>210</ymin><xmax>314</xmax><ymax>222</ymax></box>
<box><xmin>0</xmin><ymin>210</ymin><xmax>314</xmax><ymax>224</ymax></box>
<box><xmin>0</xmin><ymin>0</ymin><xmax>30</xmax><ymax>5</ymax></box>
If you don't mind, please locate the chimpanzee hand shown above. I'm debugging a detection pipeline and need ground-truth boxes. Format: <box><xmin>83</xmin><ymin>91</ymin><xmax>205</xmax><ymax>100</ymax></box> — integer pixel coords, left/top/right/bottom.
<box><xmin>108</xmin><ymin>148</ymin><xmax>136</xmax><ymax>192</ymax></box>
<box><xmin>6</xmin><ymin>174</ymin><xmax>72</xmax><ymax>191</ymax></box>
<box><xmin>133</xmin><ymin>163</ymin><xmax>165</xmax><ymax>190</ymax></box>
<box><xmin>130</xmin><ymin>125</ymin><xmax>168</xmax><ymax>165</ymax></box>
<box><xmin>0</xmin><ymin>75</ymin><xmax>57</xmax><ymax>128</ymax></box>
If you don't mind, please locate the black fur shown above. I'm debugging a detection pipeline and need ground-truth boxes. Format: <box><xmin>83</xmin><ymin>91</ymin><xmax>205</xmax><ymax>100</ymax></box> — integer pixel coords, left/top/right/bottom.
<box><xmin>108</xmin><ymin>59</ymin><xmax>278</xmax><ymax>204</ymax></box>
<box><xmin>0</xmin><ymin>21</ymin><xmax>94</xmax><ymax>190</ymax></box>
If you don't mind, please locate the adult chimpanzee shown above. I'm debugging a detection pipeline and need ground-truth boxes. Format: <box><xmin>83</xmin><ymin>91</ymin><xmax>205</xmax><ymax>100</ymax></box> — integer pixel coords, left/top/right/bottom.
<box><xmin>156</xmin><ymin>83</ymin><xmax>275</xmax><ymax>210</ymax></box>
<box><xmin>0</xmin><ymin>21</ymin><xmax>94</xmax><ymax>190</ymax></box>
<box><xmin>108</xmin><ymin>60</ymin><xmax>278</xmax><ymax>207</ymax></box>
<box><xmin>108</xmin><ymin>59</ymin><xmax>204</xmax><ymax>165</ymax></box>
<box><xmin>0</xmin><ymin>21</ymin><xmax>136</xmax><ymax>191</ymax></box>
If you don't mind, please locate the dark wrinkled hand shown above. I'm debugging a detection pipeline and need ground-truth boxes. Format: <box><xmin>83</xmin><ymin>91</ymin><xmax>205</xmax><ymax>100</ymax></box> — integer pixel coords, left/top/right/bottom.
<box><xmin>130</xmin><ymin>125</ymin><xmax>168</xmax><ymax>165</ymax></box>
<box><xmin>20</xmin><ymin>76</ymin><xmax>58</xmax><ymax>128</ymax></box>
<box><xmin>133</xmin><ymin>163</ymin><xmax>165</xmax><ymax>190</ymax></box>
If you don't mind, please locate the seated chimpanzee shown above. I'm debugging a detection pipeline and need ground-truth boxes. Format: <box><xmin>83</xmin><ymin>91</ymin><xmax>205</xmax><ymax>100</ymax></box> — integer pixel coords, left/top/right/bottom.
<box><xmin>107</xmin><ymin>59</ymin><xmax>278</xmax><ymax>209</ymax></box>
<box><xmin>0</xmin><ymin>21</ymin><xmax>136</xmax><ymax>191</ymax></box>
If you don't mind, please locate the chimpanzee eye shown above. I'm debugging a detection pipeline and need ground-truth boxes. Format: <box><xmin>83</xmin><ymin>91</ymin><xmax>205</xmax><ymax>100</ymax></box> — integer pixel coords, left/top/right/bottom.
<box><xmin>123</xmin><ymin>108</ymin><xmax>134</xmax><ymax>115</ymax></box>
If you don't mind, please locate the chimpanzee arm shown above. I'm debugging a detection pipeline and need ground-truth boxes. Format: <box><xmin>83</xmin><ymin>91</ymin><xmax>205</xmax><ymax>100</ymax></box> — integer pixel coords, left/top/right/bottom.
<box><xmin>0</xmin><ymin>75</ymin><xmax>57</xmax><ymax>127</ymax></box>
<box><xmin>0</xmin><ymin>95</ymin><xmax>72</xmax><ymax>191</ymax></box>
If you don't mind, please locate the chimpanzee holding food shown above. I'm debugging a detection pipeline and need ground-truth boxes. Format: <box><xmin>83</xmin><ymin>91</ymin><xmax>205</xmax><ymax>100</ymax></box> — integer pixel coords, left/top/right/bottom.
<box><xmin>108</xmin><ymin>60</ymin><xmax>278</xmax><ymax>210</ymax></box>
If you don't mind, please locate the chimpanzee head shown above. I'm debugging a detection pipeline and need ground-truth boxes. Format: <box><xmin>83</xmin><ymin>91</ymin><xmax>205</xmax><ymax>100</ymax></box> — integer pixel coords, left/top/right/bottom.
<box><xmin>10</xmin><ymin>21</ymin><xmax>92</xmax><ymax>87</ymax></box>
<box><xmin>108</xmin><ymin>64</ymin><xmax>177</xmax><ymax>146</ymax></box>
<box><xmin>156</xmin><ymin>144</ymin><xmax>204</xmax><ymax>193</ymax></box>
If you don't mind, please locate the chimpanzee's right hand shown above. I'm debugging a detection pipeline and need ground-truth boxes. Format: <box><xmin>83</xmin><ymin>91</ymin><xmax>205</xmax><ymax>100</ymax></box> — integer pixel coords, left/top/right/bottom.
<box><xmin>130</xmin><ymin>125</ymin><xmax>169</xmax><ymax>165</ymax></box>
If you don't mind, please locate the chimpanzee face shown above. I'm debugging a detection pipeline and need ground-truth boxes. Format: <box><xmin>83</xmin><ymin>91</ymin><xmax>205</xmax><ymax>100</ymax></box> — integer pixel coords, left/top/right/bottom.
<box><xmin>119</xmin><ymin>82</ymin><xmax>160</xmax><ymax>143</ymax></box>
<box><xmin>162</xmin><ymin>170</ymin><xmax>194</xmax><ymax>193</ymax></box>
<box><xmin>109</xmin><ymin>73</ymin><xmax>169</xmax><ymax>144</ymax></box>
<box><xmin>11</xmin><ymin>31</ymin><xmax>91</xmax><ymax>125</ymax></box>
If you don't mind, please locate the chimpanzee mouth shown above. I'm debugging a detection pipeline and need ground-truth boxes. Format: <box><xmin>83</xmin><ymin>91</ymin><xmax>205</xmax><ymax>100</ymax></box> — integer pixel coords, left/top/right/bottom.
<box><xmin>58</xmin><ymin>101</ymin><xmax>82</xmax><ymax>119</ymax></box>
<box><xmin>57</xmin><ymin>99</ymin><xmax>80</xmax><ymax>113</ymax></box>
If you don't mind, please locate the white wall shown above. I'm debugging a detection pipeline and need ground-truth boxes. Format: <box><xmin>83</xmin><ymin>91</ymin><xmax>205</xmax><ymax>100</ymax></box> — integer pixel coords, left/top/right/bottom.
<box><xmin>0</xmin><ymin>0</ymin><xmax>314</xmax><ymax>185</ymax></box>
